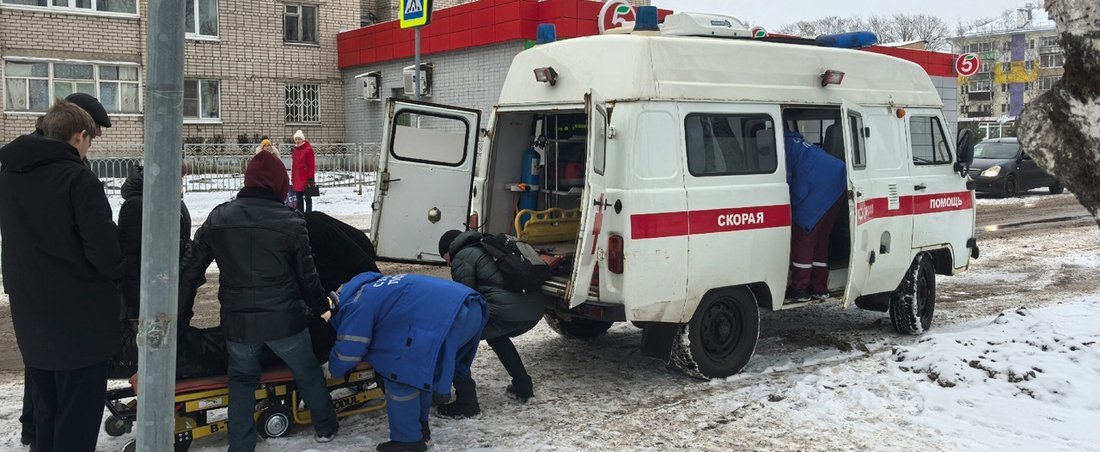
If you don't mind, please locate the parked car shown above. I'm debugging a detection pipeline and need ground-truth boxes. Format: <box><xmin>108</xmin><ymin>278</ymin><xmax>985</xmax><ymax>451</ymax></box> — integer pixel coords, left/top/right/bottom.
<box><xmin>968</xmin><ymin>137</ymin><xmax>1063</xmax><ymax>197</ymax></box>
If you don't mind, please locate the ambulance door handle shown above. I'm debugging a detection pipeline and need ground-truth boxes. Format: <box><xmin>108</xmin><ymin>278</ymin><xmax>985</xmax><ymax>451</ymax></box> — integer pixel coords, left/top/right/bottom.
<box><xmin>914</xmin><ymin>183</ymin><xmax>927</xmax><ymax>191</ymax></box>
<box><xmin>593</xmin><ymin>198</ymin><xmax>611</xmax><ymax>208</ymax></box>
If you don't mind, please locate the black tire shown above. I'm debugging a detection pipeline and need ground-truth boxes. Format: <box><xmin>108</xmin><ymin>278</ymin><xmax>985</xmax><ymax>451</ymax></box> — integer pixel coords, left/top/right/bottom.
<box><xmin>175</xmin><ymin>438</ymin><xmax>192</xmax><ymax>452</ymax></box>
<box><xmin>1049</xmin><ymin>183</ymin><xmax>1064</xmax><ymax>194</ymax></box>
<box><xmin>1003</xmin><ymin>175</ymin><xmax>1020</xmax><ymax>197</ymax></box>
<box><xmin>890</xmin><ymin>253</ymin><xmax>936</xmax><ymax>335</ymax></box>
<box><xmin>670</xmin><ymin>287</ymin><xmax>760</xmax><ymax>379</ymax></box>
<box><xmin>256</xmin><ymin>406</ymin><xmax>292</xmax><ymax>439</ymax></box>
<box><xmin>104</xmin><ymin>415</ymin><xmax>130</xmax><ymax>437</ymax></box>
<box><xmin>544</xmin><ymin>312</ymin><xmax>613</xmax><ymax>339</ymax></box>
<box><xmin>122</xmin><ymin>439</ymin><xmax>136</xmax><ymax>452</ymax></box>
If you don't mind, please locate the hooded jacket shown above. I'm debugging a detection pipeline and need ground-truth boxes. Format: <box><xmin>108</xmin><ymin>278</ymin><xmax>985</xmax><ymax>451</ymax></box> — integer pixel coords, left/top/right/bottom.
<box><xmin>0</xmin><ymin>134</ymin><xmax>122</xmax><ymax>370</ymax></box>
<box><xmin>118</xmin><ymin>165</ymin><xmax>193</xmax><ymax>319</ymax></box>
<box><xmin>179</xmin><ymin>152</ymin><xmax>325</xmax><ymax>344</ymax></box>
<box><xmin>328</xmin><ymin>272</ymin><xmax>488</xmax><ymax>391</ymax></box>
<box><xmin>448</xmin><ymin>230</ymin><xmax>546</xmax><ymax>326</ymax></box>
<box><xmin>784</xmin><ymin>131</ymin><xmax>847</xmax><ymax>232</ymax></box>
<box><xmin>291</xmin><ymin>140</ymin><xmax>316</xmax><ymax>193</ymax></box>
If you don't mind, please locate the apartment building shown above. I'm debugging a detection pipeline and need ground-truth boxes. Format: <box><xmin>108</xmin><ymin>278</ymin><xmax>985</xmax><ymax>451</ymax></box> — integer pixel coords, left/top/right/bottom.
<box><xmin>1</xmin><ymin>0</ymin><xmax>358</xmax><ymax>145</ymax></box>
<box><xmin>950</xmin><ymin>4</ymin><xmax>1064</xmax><ymax>138</ymax></box>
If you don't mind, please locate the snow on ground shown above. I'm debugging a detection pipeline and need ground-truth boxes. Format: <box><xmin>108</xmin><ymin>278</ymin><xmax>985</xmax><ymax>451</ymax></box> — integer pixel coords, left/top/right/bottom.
<box><xmin>975</xmin><ymin>190</ymin><xmax>1074</xmax><ymax>206</ymax></box>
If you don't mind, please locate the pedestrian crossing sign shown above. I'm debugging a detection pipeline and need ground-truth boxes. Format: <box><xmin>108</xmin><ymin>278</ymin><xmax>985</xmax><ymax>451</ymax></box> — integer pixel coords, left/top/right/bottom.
<box><xmin>399</xmin><ymin>0</ymin><xmax>432</xmax><ymax>28</ymax></box>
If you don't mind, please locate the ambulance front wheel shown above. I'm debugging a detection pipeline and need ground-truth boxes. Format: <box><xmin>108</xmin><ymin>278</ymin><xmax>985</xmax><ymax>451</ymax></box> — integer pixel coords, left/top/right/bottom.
<box><xmin>672</xmin><ymin>287</ymin><xmax>760</xmax><ymax>379</ymax></box>
<box><xmin>544</xmin><ymin>312</ymin><xmax>613</xmax><ymax>339</ymax></box>
<box><xmin>890</xmin><ymin>253</ymin><xmax>936</xmax><ymax>335</ymax></box>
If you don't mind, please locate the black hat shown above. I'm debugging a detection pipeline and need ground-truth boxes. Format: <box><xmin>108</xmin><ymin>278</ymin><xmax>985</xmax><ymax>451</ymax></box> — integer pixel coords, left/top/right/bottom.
<box><xmin>65</xmin><ymin>93</ymin><xmax>111</xmax><ymax>128</ymax></box>
<box><xmin>438</xmin><ymin>230</ymin><xmax>462</xmax><ymax>258</ymax></box>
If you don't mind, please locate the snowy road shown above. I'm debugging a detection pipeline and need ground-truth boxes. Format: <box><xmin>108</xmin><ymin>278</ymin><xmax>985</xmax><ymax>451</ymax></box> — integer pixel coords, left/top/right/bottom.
<box><xmin>0</xmin><ymin>191</ymin><xmax>1096</xmax><ymax>451</ymax></box>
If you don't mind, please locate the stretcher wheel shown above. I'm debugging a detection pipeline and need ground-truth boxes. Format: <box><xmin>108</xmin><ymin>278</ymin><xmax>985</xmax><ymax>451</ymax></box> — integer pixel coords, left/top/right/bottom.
<box><xmin>104</xmin><ymin>415</ymin><xmax>130</xmax><ymax>437</ymax></box>
<box><xmin>256</xmin><ymin>406</ymin><xmax>292</xmax><ymax>438</ymax></box>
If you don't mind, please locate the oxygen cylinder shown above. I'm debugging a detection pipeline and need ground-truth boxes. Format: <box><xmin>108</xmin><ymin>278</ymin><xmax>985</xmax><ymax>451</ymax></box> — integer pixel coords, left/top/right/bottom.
<box><xmin>519</xmin><ymin>147</ymin><xmax>540</xmax><ymax>212</ymax></box>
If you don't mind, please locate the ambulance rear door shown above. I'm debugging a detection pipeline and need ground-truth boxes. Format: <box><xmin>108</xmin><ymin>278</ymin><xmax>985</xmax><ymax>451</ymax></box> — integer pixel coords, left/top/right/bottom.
<box><xmin>370</xmin><ymin>99</ymin><xmax>481</xmax><ymax>263</ymax></box>
<box><xmin>566</xmin><ymin>91</ymin><xmax>608</xmax><ymax>308</ymax></box>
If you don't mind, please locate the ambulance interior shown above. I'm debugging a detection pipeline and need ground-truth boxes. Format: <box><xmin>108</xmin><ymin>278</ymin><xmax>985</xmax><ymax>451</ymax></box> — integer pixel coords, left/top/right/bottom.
<box><xmin>481</xmin><ymin>111</ymin><xmax>590</xmax><ymax>278</ymax></box>
<box><xmin>782</xmin><ymin>106</ymin><xmax>853</xmax><ymax>289</ymax></box>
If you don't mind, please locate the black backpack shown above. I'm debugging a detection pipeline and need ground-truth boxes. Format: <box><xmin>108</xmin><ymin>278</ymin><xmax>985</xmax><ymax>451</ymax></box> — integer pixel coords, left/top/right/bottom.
<box><xmin>478</xmin><ymin>234</ymin><xmax>552</xmax><ymax>292</ymax></box>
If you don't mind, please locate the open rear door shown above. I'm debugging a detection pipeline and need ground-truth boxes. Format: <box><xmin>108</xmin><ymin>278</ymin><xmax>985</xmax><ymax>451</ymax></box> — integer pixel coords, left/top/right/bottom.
<box><xmin>370</xmin><ymin>99</ymin><xmax>481</xmax><ymax>263</ymax></box>
<box><xmin>566</xmin><ymin>91</ymin><xmax>608</xmax><ymax>308</ymax></box>
<box><xmin>842</xmin><ymin>102</ymin><xmax>871</xmax><ymax>306</ymax></box>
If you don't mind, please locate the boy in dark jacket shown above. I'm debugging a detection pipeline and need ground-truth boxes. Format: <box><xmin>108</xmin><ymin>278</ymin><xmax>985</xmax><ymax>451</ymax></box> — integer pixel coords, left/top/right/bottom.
<box><xmin>0</xmin><ymin>100</ymin><xmax>122</xmax><ymax>452</ymax></box>
<box><xmin>179</xmin><ymin>151</ymin><xmax>338</xmax><ymax>451</ymax></box>
<box><xmin>436</xmin><ymin>229</ymin><xmax>548</xmax><ymax>418</ymax></box>
<box><xmin>329</xmin><ymin>272</ymin><xmax>488</xmax><ymax>452</ymax></box>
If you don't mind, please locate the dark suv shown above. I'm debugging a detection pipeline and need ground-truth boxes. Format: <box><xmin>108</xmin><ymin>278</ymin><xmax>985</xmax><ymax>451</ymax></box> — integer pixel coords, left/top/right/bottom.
<box><xmin>967</xmin><ymin>137</ymin><xmax>1063</xmax><ymax>197</ymax></box>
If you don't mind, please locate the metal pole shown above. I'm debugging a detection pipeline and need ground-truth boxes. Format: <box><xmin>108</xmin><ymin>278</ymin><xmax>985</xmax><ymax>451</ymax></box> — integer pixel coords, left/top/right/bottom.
<box><xmin>357</xmin><ymin>144</ymin><xmax>364</xmax><ymax>195</ymax></box>
<box><xmin>414</xmin><ymin>27</ymin><xmax>421</xmax><ymax>101</ymax></box>
<box><xmin>136</xmin><ymin>0</ymin><xmax>184</xmax><ymax>450</ymax></box>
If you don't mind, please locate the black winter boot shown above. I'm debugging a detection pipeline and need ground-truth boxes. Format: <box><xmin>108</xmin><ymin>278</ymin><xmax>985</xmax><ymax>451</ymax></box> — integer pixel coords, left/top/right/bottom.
<box><xmin>422</xmin><ymin>421</ymin><xmax>432</xmax><ymax>445</ymax></box>
<box><xmin>435</xmin><ymin>399</ymin><xmax>480</xmax><ymax>418</ymax></box>
<box><xmin>376</xmin><ymin>440</ymin><xmax>427</xmax><ymax>452</ymax></box>
<box><xmin>505</xmin><ymin>384</ymin><xmax>533</xmax><ymax>403</ymax></box>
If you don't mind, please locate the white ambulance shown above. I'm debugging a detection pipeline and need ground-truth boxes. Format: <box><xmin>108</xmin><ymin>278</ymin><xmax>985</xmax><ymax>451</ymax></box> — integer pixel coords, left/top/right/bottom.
<box><xmin>369</xmin><ymin>12</ymin><xmax>978</xmax><ymax>379</ymax></box>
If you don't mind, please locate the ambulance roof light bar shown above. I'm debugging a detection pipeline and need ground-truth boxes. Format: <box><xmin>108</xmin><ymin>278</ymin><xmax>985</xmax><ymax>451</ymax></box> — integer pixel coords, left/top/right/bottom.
<box><xmin>536</xmin><ymin>23</ymin><xmax>557</xmax><ymax>44</ymax></box>
<box><xmin>634</xmin><ymin>6</ymin><xmax>659</xmax><ymax>32</ymax></box>
<box><xmin>815</xmin><ymin>31</ymin><xmax>878</xmax><ymax>49</ymax></box>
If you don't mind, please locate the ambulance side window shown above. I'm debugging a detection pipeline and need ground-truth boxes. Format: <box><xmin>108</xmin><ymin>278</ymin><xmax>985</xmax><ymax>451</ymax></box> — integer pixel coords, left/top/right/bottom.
<box><xmin>848</xmin><ymin>113</ymin><xmax>867</xmax><ymax>169</ymax></box>
<box><xmin>685</xmin><ymin>113</ymin><xmax>777</xmax><ymax>176</ymax></box>
<box><xmin>910</xmin><ymin>116</ymin><xmax>952</xmax><ymax>166</ymax></box>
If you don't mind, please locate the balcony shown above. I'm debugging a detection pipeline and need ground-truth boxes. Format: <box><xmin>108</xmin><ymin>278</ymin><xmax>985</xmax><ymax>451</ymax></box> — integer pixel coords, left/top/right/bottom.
<box><xmin>968</xmin><ymin>92</ymin><xmax>992</xmax><ymax>102</ymax></box>
<box><xmin>1039</xmin><ymin>45</ymin><xmax>1062</xmax><ymax>54</ymax></box>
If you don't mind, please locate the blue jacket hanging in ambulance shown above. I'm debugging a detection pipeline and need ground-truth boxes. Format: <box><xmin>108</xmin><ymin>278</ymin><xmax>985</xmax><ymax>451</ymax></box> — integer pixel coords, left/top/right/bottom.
<box><xmin>784</xmin><ymin>131</ymin><xmax>848</xmax><ymax>232</ymax></box>
<box><xmin>328</xmin><ymin>272</ymin><xmax>489</xmax><ymax>391</ymax></box>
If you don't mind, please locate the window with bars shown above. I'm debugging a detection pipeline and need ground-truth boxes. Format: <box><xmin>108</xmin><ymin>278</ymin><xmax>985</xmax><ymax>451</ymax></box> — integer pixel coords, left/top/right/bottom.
<box><xmin>185</xmin><ymin>0</ymin><xmax>218</xmax><ymax>38</ymax></box>
<box><xmin>184</xmin><ymin>79</ymin><xmax>220</xmax><ymax>120</ymax></box>
<box><xmin>4</xmin><ymin>60</ymin><xmax>139</xmax><ymax>113</ymax></box>
<box><xmin>284</xmin><ymin>4</ymin><xmax>318</xmax><ymax>44</ymax></box>
<box><xmin>1</xmin><ymin>0</ymin><xmax>135</xmax><ymax>14</ymax></box>
<box><xmin>285</xmin><ymin>83</ymin><xmax>319</xmax><ymax>123</ymax></box>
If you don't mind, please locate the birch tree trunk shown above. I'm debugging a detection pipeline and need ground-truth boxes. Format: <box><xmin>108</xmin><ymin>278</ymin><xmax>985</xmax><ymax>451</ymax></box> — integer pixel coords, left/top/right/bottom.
<box><xmin>1017</xmin><ymin>0</ymin><xmax>1100</xmax><ymax>228</ymax></box>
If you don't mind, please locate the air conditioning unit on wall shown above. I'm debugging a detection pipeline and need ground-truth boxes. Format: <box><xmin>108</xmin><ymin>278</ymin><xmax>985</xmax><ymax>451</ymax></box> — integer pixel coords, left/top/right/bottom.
<box><xmin>355</xmin><ymin>71</ymin><xmax>382</xmax><ymax>101</ymax></box>
<box><xmin>402</xmin><ymin>63</ymin><xmax>432</xmax><ymax>97</ymax></box>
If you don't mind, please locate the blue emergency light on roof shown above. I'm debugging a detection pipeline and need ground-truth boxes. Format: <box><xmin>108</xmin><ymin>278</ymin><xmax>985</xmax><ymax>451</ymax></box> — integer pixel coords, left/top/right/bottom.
<box><xmin>536</xmin><ymin>23</ymin><xmax>557</xmax><ymax>44</ymax></box>
<box><xmin>815</xmin><ymin>31</ymin><xmax>878</xmax><ymax>49</ymax></box>
<box><xmin>634</xmin><ymin>6</ymin><xmax>660</xmax><ymax>32</ymax></box>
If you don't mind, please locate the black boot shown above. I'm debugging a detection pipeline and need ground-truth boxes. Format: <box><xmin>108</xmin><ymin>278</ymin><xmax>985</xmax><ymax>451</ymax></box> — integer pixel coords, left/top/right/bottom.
<box><xmin>489</xmin><ymin>337</ymin><xmax>533</xmax><ymax>403</ymax></box>
<box><xmin>435</xmin><ymin>371</ymin><xmax>480</xmax><ymax>418</ymax></box>
<box><xmin>422</xmin><ymin>421</ymin><xmax>432</xmax><ymax>445</ymax></box>
<box><xmin>376</xmin><ymin>440</ymin><xmax>427</xmax><ymax>452</ymax></box>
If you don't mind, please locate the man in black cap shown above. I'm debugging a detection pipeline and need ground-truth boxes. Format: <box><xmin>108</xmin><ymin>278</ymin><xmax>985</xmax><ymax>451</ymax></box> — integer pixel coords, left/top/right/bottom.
<box><xmin>19</xmin><ymin>92</ymin><xmax>112</xmax><ymax>446</ymax></box>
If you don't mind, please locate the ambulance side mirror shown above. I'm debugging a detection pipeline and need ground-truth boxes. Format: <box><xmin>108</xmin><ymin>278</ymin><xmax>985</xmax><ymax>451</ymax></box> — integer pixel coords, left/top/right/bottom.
<box><xmin>955</xmin><ymin>129</ymin><xmax>975</xmax><ymax>174</ymax></box>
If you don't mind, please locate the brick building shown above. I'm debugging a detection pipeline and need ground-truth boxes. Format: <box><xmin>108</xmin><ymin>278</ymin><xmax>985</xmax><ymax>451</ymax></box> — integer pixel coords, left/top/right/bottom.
<box><xmin>1</xmin><ymin>0</ymin><xmax>358</xmax><ymax>145</ymax></box>
<box><xmin>949</xmin><ymin>4</ymin><xmax>1063</xmax><ymax>138</ymax></box>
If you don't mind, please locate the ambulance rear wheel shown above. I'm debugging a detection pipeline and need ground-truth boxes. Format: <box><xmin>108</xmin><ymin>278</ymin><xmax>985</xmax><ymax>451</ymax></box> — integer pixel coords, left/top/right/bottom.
<box><xmin>544</xmin><ymin>312</ymin><xmax>613</xmax><ymax>339</ymax></box>
<box><xmin>672</xmin><ymin>287</ymin><xmax>760</xmax><ymax>379</ymax></box>
<box><xmin>890</xmin><ymin>253</ymin><xmax>936</xmax><ymax>335</ymax></box>
<box><xmin>104</xmin><ymin>415</ymin><xmax>130</xmax><ymax>437</ymax></box>
<box><xmin>256</xmin><ymin>407</ymin><xmax>292</xmax><ymax>438</ymax></box>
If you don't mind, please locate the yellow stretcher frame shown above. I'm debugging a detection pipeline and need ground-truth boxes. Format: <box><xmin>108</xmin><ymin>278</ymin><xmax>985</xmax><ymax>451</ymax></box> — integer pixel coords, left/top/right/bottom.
<box><xmin>515</xmin><ymin>207</ymin><xmax>582</xmax><ymax>244</ymax></box>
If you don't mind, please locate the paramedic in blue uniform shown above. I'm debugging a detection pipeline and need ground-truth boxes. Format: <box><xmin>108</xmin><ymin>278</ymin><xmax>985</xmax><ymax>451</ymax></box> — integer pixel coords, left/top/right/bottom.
<box><xmin>328</xmin><ymin>272</ymin><xmax>488</xmax><ymax>452</ymax></box>
<box><xmin>784</xmin><ymin>130</ymin><xmax>847</xmax><ymax>302</ymax></box>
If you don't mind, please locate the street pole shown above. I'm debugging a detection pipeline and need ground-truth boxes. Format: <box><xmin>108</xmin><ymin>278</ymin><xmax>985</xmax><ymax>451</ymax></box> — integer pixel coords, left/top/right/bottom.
<box><xmin>136</xmin><ymin>0</ymin><xmax>184</xmax><ymax>450</ymax></box>
<box><xmin>414</xmin><ymin>27</ymin><xmax>421</xmax><ymax>101</ymax></box>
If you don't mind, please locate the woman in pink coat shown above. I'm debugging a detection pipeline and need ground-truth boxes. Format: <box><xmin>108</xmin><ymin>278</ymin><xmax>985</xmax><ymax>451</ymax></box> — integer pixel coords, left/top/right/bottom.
<box><xmin>291</xmin><ymin>129</ymin><xmax>316</xmax><ymax>212</ymax></box>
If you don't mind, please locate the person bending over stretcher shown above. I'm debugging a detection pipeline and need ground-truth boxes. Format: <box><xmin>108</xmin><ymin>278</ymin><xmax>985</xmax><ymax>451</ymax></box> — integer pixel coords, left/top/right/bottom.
<box><xmin>328</xmin><ymin>272</ymin><xmax>489</xmax><ymax>452</ymax></box>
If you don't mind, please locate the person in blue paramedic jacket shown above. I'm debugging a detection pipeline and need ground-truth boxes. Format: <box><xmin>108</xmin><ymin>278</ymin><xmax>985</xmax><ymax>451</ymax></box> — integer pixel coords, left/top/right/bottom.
<box><xmin>328</xmin><ymin>272</ymin><xmax>488</xmax><ymax>452</ymax></box>
<box><xmin>784</xmin><ymin>130</ymin><xmax>847</xmax><ymax>303</ymax></box>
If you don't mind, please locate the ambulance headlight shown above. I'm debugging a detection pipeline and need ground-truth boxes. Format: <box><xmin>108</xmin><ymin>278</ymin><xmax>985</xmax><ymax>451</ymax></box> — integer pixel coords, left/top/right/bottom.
<box><xmin>980</xmin><ymin>165</ymin><xmax>1001</xmax><ymax>178</ymax></box>
<box><xmin>534</xmin><ymin>67</ymin><xmax>558</xmax><ymax>86</ymax></box>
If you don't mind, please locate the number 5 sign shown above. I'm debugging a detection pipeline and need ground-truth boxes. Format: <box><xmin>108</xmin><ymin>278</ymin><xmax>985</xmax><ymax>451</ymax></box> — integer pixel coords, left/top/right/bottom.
<box><xmin>955</xmin><ymin>53</ymin><xmax>981</xmax><ymax>77</ymax></box>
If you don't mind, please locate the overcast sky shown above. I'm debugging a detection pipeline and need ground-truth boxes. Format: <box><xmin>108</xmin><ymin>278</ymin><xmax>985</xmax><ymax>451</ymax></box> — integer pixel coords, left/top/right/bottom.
<box><xmin>649</xmin><ymin>0</ymin><xmax>1035</xmax><ymax>30</ymax></box>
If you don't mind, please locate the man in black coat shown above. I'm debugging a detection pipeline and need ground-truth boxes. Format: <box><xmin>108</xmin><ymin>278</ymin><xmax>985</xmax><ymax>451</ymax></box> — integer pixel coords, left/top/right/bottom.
<box><xmin>179</xmin><ymin>151</ymin><xmax>338</xmax><ymax>450</ymax></box>
<box><xmin>0</xmin><ymin>100</ymin><xmax>122</xmax><ymax>452</ymax></box>
<box><xmin>436</xmin><ymin>229</ymin><xmax>547</xmax><ymax>418</ymax></box>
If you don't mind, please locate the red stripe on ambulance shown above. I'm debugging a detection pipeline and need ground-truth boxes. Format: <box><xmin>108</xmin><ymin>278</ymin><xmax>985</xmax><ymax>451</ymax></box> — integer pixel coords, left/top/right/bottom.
<box><xmin>631</xmin><ymin>205</ymin><xmax>791</xmax><ymax>240</ymax></box>
<box><xmin>857</xmin><ymin>191</ymin><xmax>973</xmax><ymax>225</ymax></box>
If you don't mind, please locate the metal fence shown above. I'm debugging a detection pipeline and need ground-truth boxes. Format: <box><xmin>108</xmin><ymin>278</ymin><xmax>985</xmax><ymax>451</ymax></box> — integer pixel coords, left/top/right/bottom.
<box><xmin>83</xmin><ymin>142</ymin><xmax>382</xmax><ymax>194</ymax></box>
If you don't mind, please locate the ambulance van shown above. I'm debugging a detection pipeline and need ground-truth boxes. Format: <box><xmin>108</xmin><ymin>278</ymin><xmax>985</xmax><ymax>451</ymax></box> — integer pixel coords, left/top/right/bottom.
<box><xmin>368</xmin><ymin>11</ymin><xmax>979</xmax><ymax>379</ymax></box>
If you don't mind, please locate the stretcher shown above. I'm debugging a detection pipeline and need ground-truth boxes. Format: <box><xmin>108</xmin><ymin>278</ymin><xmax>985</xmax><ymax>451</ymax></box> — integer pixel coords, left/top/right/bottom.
<box><xmin>103</xmin><ymin>362</ymin><xmax>384</xmax><ymax>452</ymax></box>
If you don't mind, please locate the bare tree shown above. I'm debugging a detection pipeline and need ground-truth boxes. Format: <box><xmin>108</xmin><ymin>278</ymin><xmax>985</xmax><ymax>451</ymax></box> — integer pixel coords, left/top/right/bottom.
<box><xmin>1017</xmin><ymin>0</ymin><xmax>1100</xmax><ymax>228</ymax></box>
<box><xmin>779</xmin><ymin>13</ymin><xmax>951</xmax><ymax>50</ymax></box>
